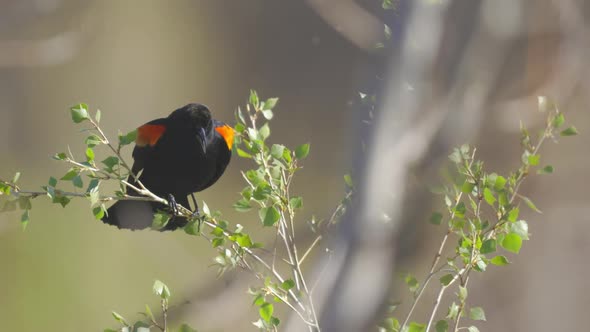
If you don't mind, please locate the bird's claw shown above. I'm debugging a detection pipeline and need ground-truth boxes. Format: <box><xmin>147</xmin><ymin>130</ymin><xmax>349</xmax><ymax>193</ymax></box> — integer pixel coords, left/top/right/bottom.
<box><xmin>167</xmin><ymin>194</ymin><xmax>178</xmax><ymax>221</ymax></box>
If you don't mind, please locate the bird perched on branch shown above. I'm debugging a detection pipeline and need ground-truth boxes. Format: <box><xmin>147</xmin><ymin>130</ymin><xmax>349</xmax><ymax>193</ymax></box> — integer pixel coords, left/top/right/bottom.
<box><xmin>102</xmin><ymin>103</ymin><xmax>234</xmax><ymax>230</ymax></box>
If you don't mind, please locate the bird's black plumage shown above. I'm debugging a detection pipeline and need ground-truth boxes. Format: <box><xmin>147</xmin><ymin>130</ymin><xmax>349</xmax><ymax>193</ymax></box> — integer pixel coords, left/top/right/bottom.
<box><xmin>102</xmin><ymin>103</ymin><xmax>233</xmax><ymax>230</ymax></box>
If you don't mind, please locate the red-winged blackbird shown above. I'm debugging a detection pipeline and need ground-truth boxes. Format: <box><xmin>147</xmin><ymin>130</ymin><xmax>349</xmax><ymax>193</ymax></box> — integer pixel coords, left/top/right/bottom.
<box><xmin>102</xmin><ymin>103</ymin><xmax>233</xmax><ymax>230</ymax></box>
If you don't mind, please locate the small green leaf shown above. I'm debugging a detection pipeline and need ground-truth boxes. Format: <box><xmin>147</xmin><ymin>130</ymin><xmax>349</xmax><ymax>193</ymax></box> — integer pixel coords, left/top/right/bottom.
<box><xmin>261</xmin><ymin>109</ymin><xmax>274</xmax><ymax>120</ymax></box>
<box><xmin>119</xmin><ymin>129</ymin><xmax>137</xmax><ymax>146</ymax></box>
<box><xmin>408</xmin><ymin>322</ymin><xmax>426</xmax><ymax>332</ymax></box>
<box><xmin>233</xmin><ymin>198</ymin><xmax>251</xmax><ymax>212</ymax></box>
<box><xmin>53</xmin><ymin>152</ymin><xmax>67</xmax><ymax>160</ymax></box>
<box><xmin>435</xmin><ymin>319</ymin><xmax>449</xmax><ymax>332</ymax></box>
<box><xmin>490</xmin><ymin>255</ymin><xmax>510</xmax><ymax>266</ymax></box>
<box><xmin>249</xmin><ymin>90</ymin><xmax>259</xmax><ymax>108</ymax></box>
<box><xmin>461</xmin><ymin>181</ymin><xmax>475</xmax><ymax>194</ymax></box>
<box><xmin>61</xmin><ymin>169</ymin><xmax>78</xmax><ymax>181</ymax></box>
<box><xmin>527</xmin><ymin>154</ymin><xmax>540</xmax><ymax>166</ymax></box>
<box><xmin>12</xmin><ymin>172</ymin><xmax>21</xmax><ymax>183</ymax></box>
<box><xmin>430</xmin><ymin>212</ymin><xmax>443</xmax><ymax>225</ymax></box>
<box><xmin>21</xmin><ymin>210</ymin><xmax>30</xmax><ymax>230</ymax></box>
<box><xmin>102</xmin><ymin>156</ymin><xmax>119</xmax><ymax>169</ymax></box>
<box><xmin>552</xmin><ymin>113</ymin><xmax>565</xmax><ymax>128</ymax></box>
<box><xmin>458</xmin><ymin>286</ymin><xmax>468</xmax><ymax>302</ymax></box>
<box><xmin>236</xmin><ymin>148</ymin><xmax>252</xmax><ymax>158</ymax></box>
<box><xmin>521</xmin><ymin>195</ymin><xmax>542</xmax><ymax>213</ymax></box>
<box><xmin>93</xmin><ymin>205</ymin><xmax>106</xmax><ymax>220</ymax></box>
<box><xmin>537</xmin><ymin>165</ymin><xmax>554</xmax><ymax>174</ymax></box>
<box><xmin>560</xmin><ymin>126</ymin><xmax>578</xmax><ymax>136</ymax></box>
<box><xmin>295</xmin><ymin>143</ymin><xmax>310</xmax><ymax>159</ymax></box>
<box><xmin>344</xmin><ymin>174</ymin><xmax>353</xmax><ymax>188</ymax></box>
<box><xmin>260</xmin><ymin>206</ymin><xmax>280</xmax><ymax>227</ymax></box>
<box><xmin>469</xmin><ymin>307</ymin><xmax>486</xmax><ymax>321</ymax></box>
<box><xmin>259</xmin><ymin>302</ymin><xmax>273</xmax><ymax>322</ymax></box>
<box><xmin>404</xmin><ymin>274</ymin><xmax>419</xmax><ymax>294</ymax></box>
<box><xmin>111</xmin><ymin>311</ymin><xmax>128</xmax><ymax>325</ymax></box>
<box><xmin>235</xmin><ymin>234</ymin><xmax>253</xmax><ymax>248</ymax></box>
<box><xmin>86</xmin><ymin>147</ymin><xmax>95</xmax><ymax>162</ymax></box>
<box><xmin>480</xmin><ymin>239</ymin><xmax>496</xmax><ymax>254</ymax></box>
<box><xmin>70</xmin><ymin>103</ymin><xmax>89</xmax><ymax>123</ymax></box>
<box><xmin>253</xmin><ymin>183</ymin><xmax>272</xmax><ymax>200</ymax></box>
<box><xmin>270</xmin><ymin>144</ymin><xmax>285</xmax><ymax>159</ymax></box>
<box><xmin>289</xmin><ymin>196</ymin><xmax>303</xmax><ymax>209</ymax></box>
<box><xmin>280</xmin><ymin>279</ymin><xmax>295</xmax><ymax>291</ymax></box>
<box><xmin>72</xmin><ymin>175</ymin><xmax>83</xmax><ymax>188</ymax></box>
<box><xmin>153</xmin><ymin>279</ymin><xmax>171</xmax><ymax>299</ymax></box>
<box><xmin>507</xmin><ymin>207</ymin><xmax>519</xmax><ymax>222</ymax></box>
<box><xmin>85</xmin><ymin>134</ymin><xmax>102</xmax><ymax>147</ymax></box>
<box><xmin>211</xmin><ymin>237</ymin><xmax>224</xmax><ymax>247</ymax></box>
<box><xmin>95</xmin><ymin>109</ymin><xmax>101</xmax><ymax>123</ymax></box>
<box><xmin>468</xmin><ymin>326</ymin><xmax>480</xmax><ymax>332</ymax></box>
<box><xmin>439</xmin><ymin>274</ymin><xmax>454</xmax><ymax>286</ymax></box>
<box><xmin>259</xmin><ymin>123</ymin><xmax>270</xmax><ymax>140</ymax></box>
<box><xmin>264</xmin><ymin>97</ymin><xmax>279</xmax><ymax>110</ymax></box>
<box><xmin>501</xmin><ymin>233</ymin><xmax>522</xmax><ymax>253</ymax></box>
<box><xmin>151</xmin><ymin>212</ymin><xmax>170</xmax><ymax>230</ymax></box>
<box><xmin>494</xmin><ymin>175</ymin><xmax>507</xmax><ymax>191</ymax></box>
<box><xmin>509</xmin><ymin>220</ymin><xmax>529</xmax><ymax>240</ymax></box>
<box><xmin>447</xmin><ymin>302</ymin><xmax>459</xmax><ymax>320</ymax></box>
<box><xmin>482</xmin><ymin>188</ymin><xmax>496</xmax><ymax>205</ymax></box>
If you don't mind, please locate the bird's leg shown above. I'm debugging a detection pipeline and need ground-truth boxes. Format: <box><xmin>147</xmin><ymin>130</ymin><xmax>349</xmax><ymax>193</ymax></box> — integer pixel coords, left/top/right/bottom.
<box><xmin>190</xmin><ymin>193</ymin><xmax>200</xmax><ymax>217</ymax></box>
<box><xmin>167</xmin><ymin>194</ymin><xmax>178</xmax><ymax>223</ymax></box>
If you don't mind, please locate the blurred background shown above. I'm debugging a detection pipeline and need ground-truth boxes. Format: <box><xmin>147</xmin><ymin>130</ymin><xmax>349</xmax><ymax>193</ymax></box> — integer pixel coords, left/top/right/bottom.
<box><xmin>0</xmin><ymin>0</ymin><xmax>588</xmax><ymax>331</ymax></box>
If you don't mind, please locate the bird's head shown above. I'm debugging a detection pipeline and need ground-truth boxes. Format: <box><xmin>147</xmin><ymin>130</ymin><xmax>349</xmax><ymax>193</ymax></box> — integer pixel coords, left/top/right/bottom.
<box><xmin>169</xmin><ymin>103</ymin><xmax>213</xmax><ymax>154</ymax></box>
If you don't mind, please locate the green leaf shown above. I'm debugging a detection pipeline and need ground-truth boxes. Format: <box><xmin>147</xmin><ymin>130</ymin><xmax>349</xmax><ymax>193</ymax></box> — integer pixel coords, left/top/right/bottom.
<box><xmin>153</xmin><ymin>279</ymin><xmax>171</xmax><ymax>299</ymax></box>
<box><xmin>435</xmin><ymin>319</ymin><xmax>449</xmax><ymax>332</ymax></box>
<box><xmin>259</xmin><ymin>302</ymin><xmax>273</xmax><ymax>322</ymax></box>
<box><xmin>102</xmin><ymin>156</ymin><xmax>119</xmax><ymax>169</ymax></box>
<box><xmin>93</xmin><ymin>205</ymin><xmax>106</xmax><ymax>220</ymax></box>
<box><xmin>469</xmin><ymin>307</ymin><xmax>486</xmax><ymax>321</ymax></box>
<box><xmin>537</xmin><ymin>165</ymin><xmax>554</xmax><ymax>174</ymax></box>
<box><xmin>382</xmin><ymin>0</ymin><xmax>396</xmax><ymax>10</ymax></box>
<box><xmin>233</xmin><ymin>198</ymin><xmax>251</xmax><ymax>212</ymax></box>
<box><xmin>260</xmin><ymin>206</ymin><xmax>280</xmax><ymax>227</ymax></box>
<box><xmin>408</xmin><ymin>322</ymin><xmax>426</xmax><ymax>332</ymax></box>
<box><xmin>261</xmin><ymin>109</ymin><xmax>274</xmax><ymax>120</ymax></box>
<box><xmin>428</xmin><ymin>212</ymin><xmax>443</xmax><ymax>226</ymax></box>
<box><xmin>289</xmin><ymin>196</ymin><xmax>303</xmax><ymax>210</ymax></box>
<box><xmin>439</xmin><ymin>274</ymin><xmax>454</xmax><ymax>286</ymax></box>
<box><xmin>85</xmin><ymin>134</ymin><xmax>102</xmax><ymax>147</ymax></box>
<box><xmin>259</xmin><ymin>123</ymin><xmax>270</xmax><ymax>140</ymax></box>
<box><xmin>270</xmin><ymin>144</ymin><xmax>285</xmax><ymax>159</ymax></box>
<box><xmin>61</xmin><ymin>169</ymin><xmax>78</xmax><ymax>180</ymax></box>
<box><xmin>12</xmin><ymin>172</ymin><xmax>21</xmax><ymax>183</ymax></box>
<box><xmin>458</xmin><ymin>286</ymin><xmax>468</xmax><ymax>302</ymax></box>
<box><xmin>527</xmin><ymin>154</ymin><xmax>540</xmax><ymax>166</ymax></box>
<box><xmin>85</xmin><ymin>147</ymin><xmax>95</xmax><ymax>162</ymax></box>
<box><xmin>461</xmin><ymin>181</ymin><xmax>475</xmax><ymax>194</ymax></box>
<box><xmin>295</xmin><ymin>143</ymin><xmax>310</xmax><ymax>159</ymax></box>
<box><xmin>552</xmin><ymin>113</ymin><xmax>565</xmax><ymax>128</ymax></box>
<box><xmin>446</xmin><ymin>302</ymin><xmax>459</xmax><ymax>320</ymax></box>
<box><xmin>249</xmin><ymin>90</ymin><xmax>259</xmax><ymax>108</ymax></box>
<box><xmin>95</xmin><ymin>109</ymin><xmax>101</xmax><ymax>123</ymax></box>
<box><xmin>111</xmin><ymin>311</ymin><xmax>128</xmax><ymax>325</ymax></box>
<box><xmin>53</xmin><ymin>152</ymin><xmax>67</xmax><ymax>160</ymax></box>
<box><xmin>151</xmin><ymin>212</ymin><xmax>170</xmax><ymax>230</ymax></box>
<box><xmin>468</xmin><ymin>326</ymin><xmax>480</xmax><ymax>332</ymax></box>
<box><xmin>521</xmin><ymin>195</ymin><xmax>542</xmax><ymax>213</ymax></box>
<box><xmin>178</xmin><ymin>323</ymin><xmax>198</xmax><ymax>332</ymax></box>
<box><xmin>144</xmin><ymin>304</ymin><xmax>155</xmax><ymax>323</ymax></box>
<box><xmin>282</xmin><ymin>147</ymin><xmax>292</xmax><ymax>163</ymax></box>
<box><xmin>70</xmin><ymin>103</ymin><xmax>89</xmax><ymax>123</ymax></box>
<box><xmin>72</xmin><ymin>175</ymin><xmax>84</xmax><ymax>188</ymax></box>
<box><xmin>494</xmin><ymin>175</ymin><xmax>507</xmax><ymax>191</ymax></box>
<box><xmin>236</xmin><ymin>148</ymin><xmax>252</xmax><ymax>159</ymax></box>
<box><xmin>480</xmin><ymin>239</ymin><xmax>496</xmax><ymax>254</ymax></box>
<box><xmin>211</xmin><ymin>237</ymin><xmax>224</xmax><ymax>247</ymax></box>
<box><xmin>560</xmin><ymin>126</ymin><xmax>578</xmax><ymax>136</ymax></box>
<box><xmin>21</xmin><ymin>210</ymin><xmax>30</xmax><ymax>230</ymax></box>
<box><xmin>507</xmin><ymin>207</ymin><xmax>519</xmax><ymax>222</ymax></box>
<box><xmin>235</xmin><ymin>233</ymin><xmax>253</xmax><ymax>248</ymax></box>
<box><xmin>344</xmin><ymin>174</ymin><xmax>353</xmax><ymax>188</ymax></box>
<box><xmin>501</xmin><ymin>233</ymin><xmax>522</xmax><ymax>253</ymax></box>
<box><xmin>490</xmin><ymin>255</ymin><xmax>510</xmax><ymax>266</ymax></box>
<box><xmin>483</xmin><ymin>188</ymin><xmax>496</xmax><ymax>206</ymax></box>
<box><xmin>253</xmin><ymin>183</ymin><xmax>272</xmax><ymax>200</ymax></box>
<box><xmin>280</xmin><ymin>279</ymin><xmax>295</xmax><ymax>291</ymax></box>
<box><xmin>264</xmin><ymin>97</ymin><xmax>279</xmax><ymax>110</ymax></box>
<box><xmin>119</xmin><ymin>129</ymin><xmax>137</xmax><ymax>146</ymax></box>
<box><xmin>509</xmin><ymin>220</ymin><xmax>529</xmax><ymax>240</ymax></box>
<box><xmin>404</xmin><ymin>274</ymin><xmax>419</xmax><ymax>294</ymax></box>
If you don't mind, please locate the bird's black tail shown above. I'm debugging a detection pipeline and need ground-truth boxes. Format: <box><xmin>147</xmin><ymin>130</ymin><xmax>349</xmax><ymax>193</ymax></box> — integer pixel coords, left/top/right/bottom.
<box><xmin>102</xmin><ymin>195</ymin><xmax>190</xmax><ymax>231</ymax></box>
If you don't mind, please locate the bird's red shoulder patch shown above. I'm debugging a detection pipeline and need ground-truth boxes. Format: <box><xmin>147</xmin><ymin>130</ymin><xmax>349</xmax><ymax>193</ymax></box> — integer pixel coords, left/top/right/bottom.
<box><xmin>215</xmin><ymin>125</ymin><xmax>234</xmax><ymax>150</ymax></box>
<box><xmin>136</xmin><ymin>124</ymin><xmax>167</xmax><ymax>147</ymax></box>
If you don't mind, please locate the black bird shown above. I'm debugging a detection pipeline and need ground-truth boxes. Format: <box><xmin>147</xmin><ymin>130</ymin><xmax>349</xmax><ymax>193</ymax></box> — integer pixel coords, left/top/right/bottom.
<box><xmin>102</xmin><ymin>103</ymin><xmax>233</xmax><ymax>230</ymax></box>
